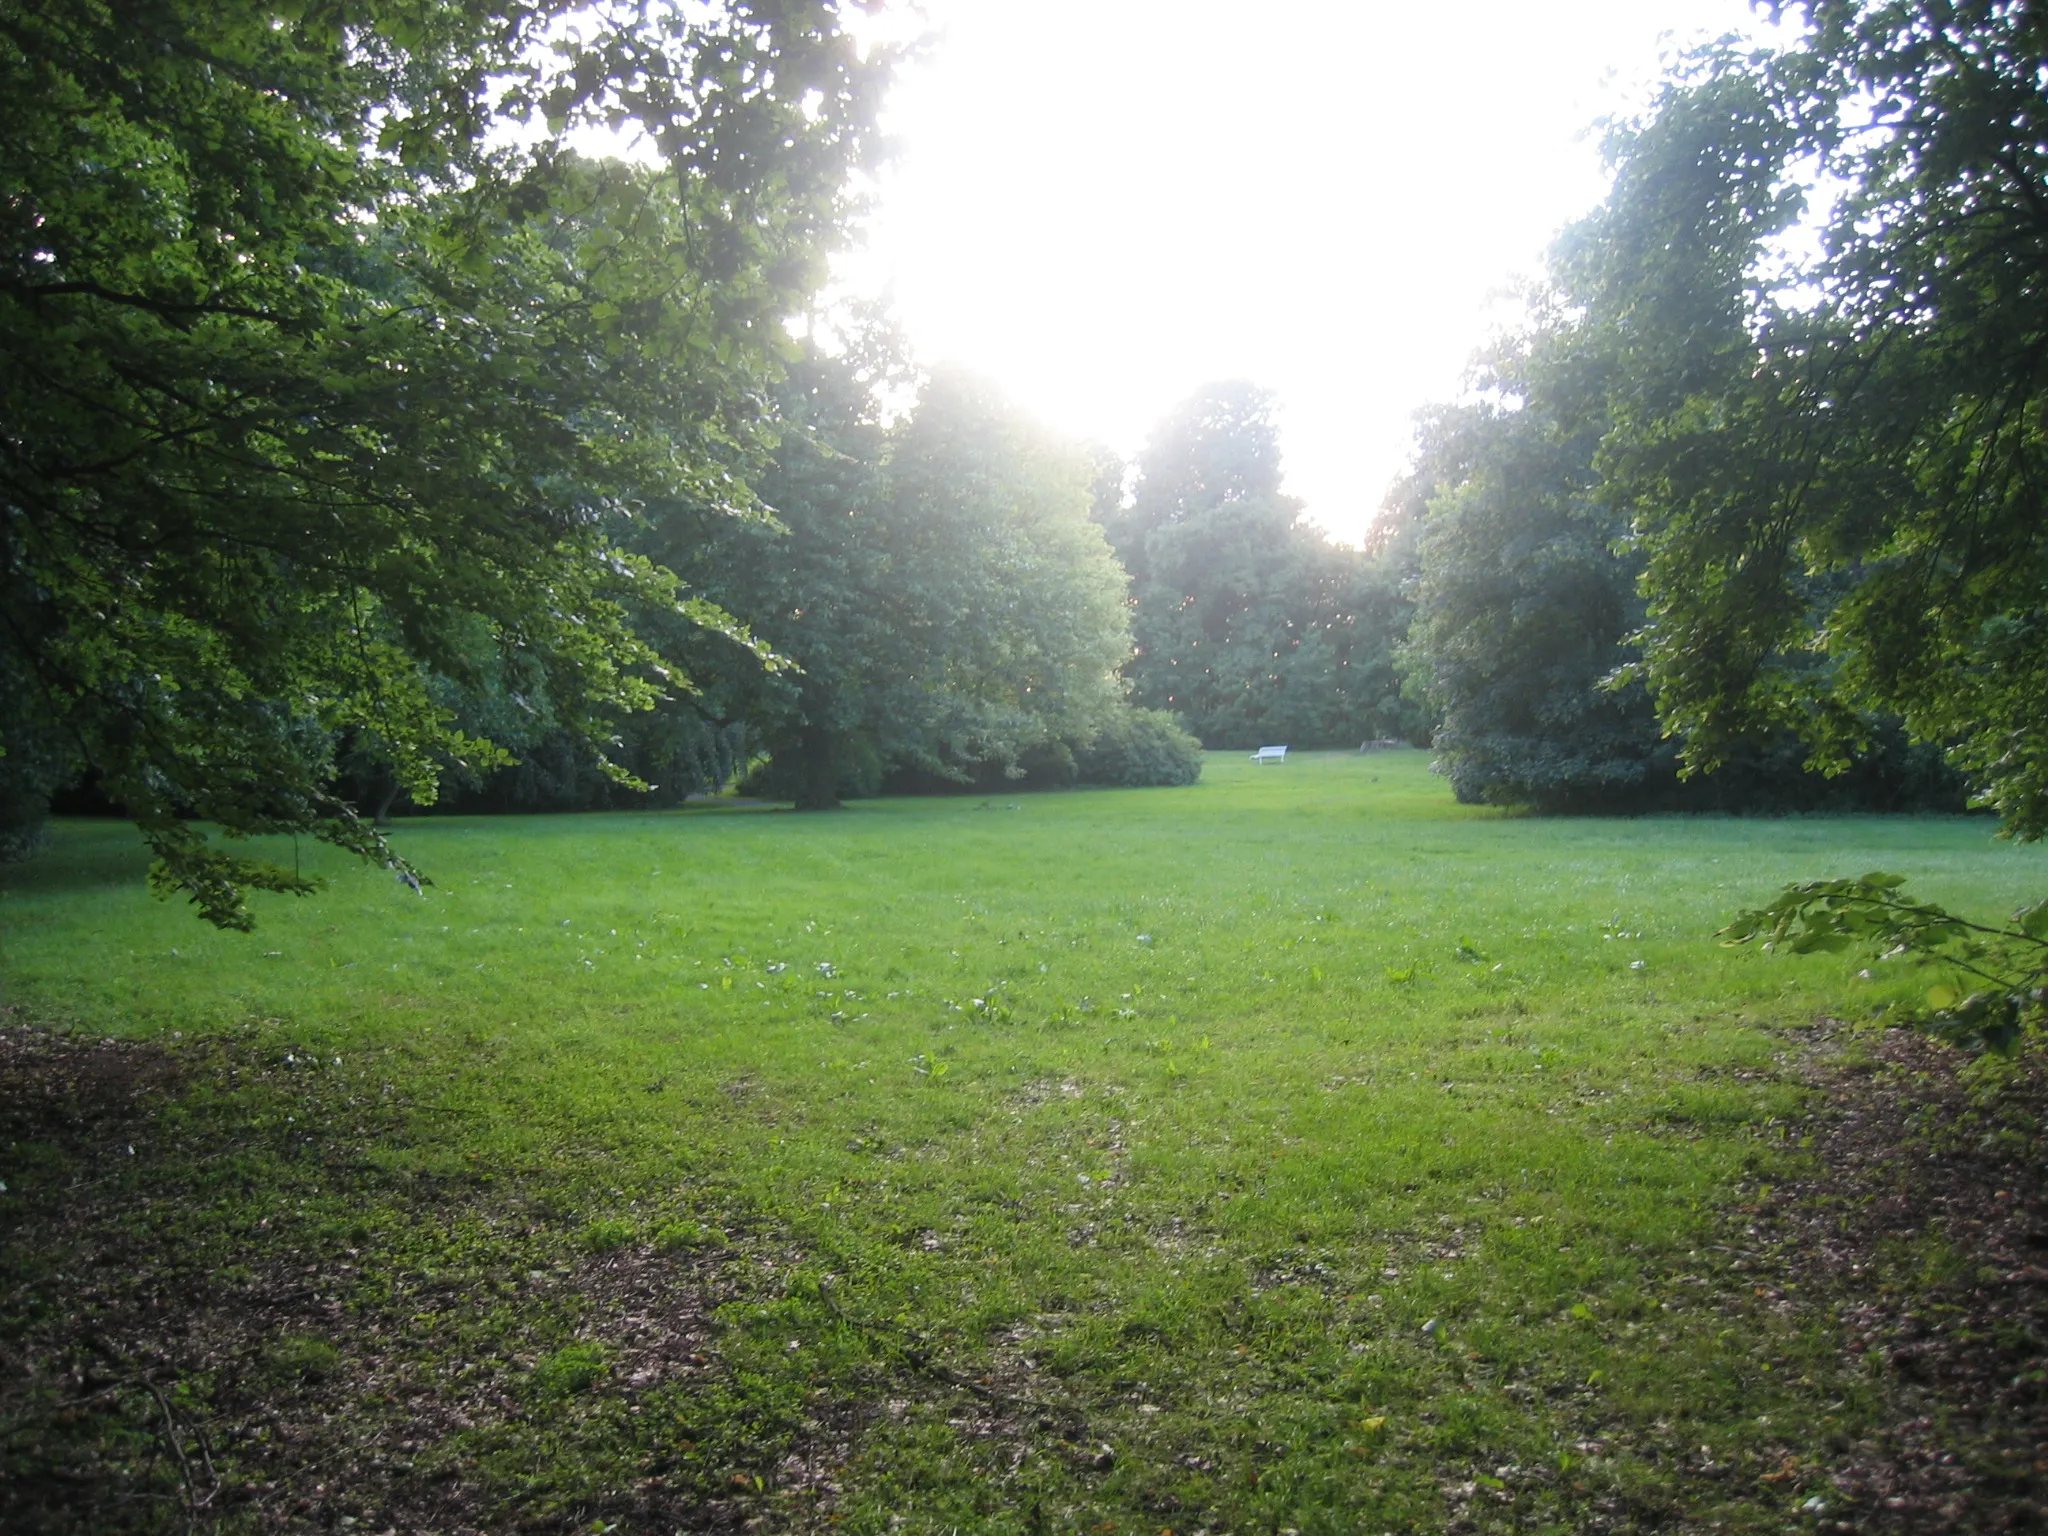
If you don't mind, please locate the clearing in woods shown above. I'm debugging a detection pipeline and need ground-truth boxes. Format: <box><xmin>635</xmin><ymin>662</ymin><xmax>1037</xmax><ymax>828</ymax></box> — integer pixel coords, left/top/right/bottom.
<box><xmin>2</xmin><ymin>750</ymin><xmax>2044</xmax><ymax>1532</ymax></box>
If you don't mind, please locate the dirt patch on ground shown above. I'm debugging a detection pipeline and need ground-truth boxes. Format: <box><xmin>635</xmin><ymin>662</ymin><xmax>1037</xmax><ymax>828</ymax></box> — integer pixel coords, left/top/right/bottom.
<box><xmin>1757</xmin><ymin>1023</ymin><xmax>2048</xmax><ymax>1532</ymax></box>
<box><xmin>0</xmin><ymin>1019</ymin><xmax>868</xmax><ymax>1535</ymax></box>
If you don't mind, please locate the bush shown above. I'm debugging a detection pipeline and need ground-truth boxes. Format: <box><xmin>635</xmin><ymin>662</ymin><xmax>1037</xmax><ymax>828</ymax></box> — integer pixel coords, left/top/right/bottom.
<box><xmin>1074</xmin><ymin>709</ymin><xmax>1204</xmax><ymax>788</ymax></box>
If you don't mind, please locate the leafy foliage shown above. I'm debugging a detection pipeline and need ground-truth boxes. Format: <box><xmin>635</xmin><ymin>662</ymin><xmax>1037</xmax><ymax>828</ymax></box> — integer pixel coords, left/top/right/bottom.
<box><xmin>1516</xmin><ymin>2</ymin><xmax>2048</xmax><ymax>1043</ymax></box>
<box><xmin>1070</xmin><ymin>707</ymin><xmax>1204</xmax><ymax>788</ymax></box>
<box><xmin>1399</xmin><ymin>19</ymin><xmax>1968</xmax><ymax>821</ymax></box>
<box><xmin>1400</xmin><ymin>325</ymin><xmax>1673</xmax><ymax>810</ymax></box>
<box><xmin>1105</xmin><ymin>383</ymin><xmax>1421</xmax><ymax>751</ymax></box>
<box><xmin>1585</xmin><ymin>2</ymin><xmax>2048</xmax><ymax>840</ymax></box>
<box><xmin>1723</xmin><ymin>874</ymin><xmax>2048</xmax><ymax>1054</ymax></box>
<box><xmin>0</xmin><ymin>0</ymin><xmax>886</xmax><ymax>921</ymax></box>
<box><xmin>658</xmin><ymin>358</ymin><xmax>1135</xmax><ymax>808</ymax></box>
<box><xmin>1397</xmin><ymin>326</ymin><xmax>1959</xmax><ymax>813</ymax></box>
<box><xmin>871</xmin><ymin>371</ymin><xmax>1133</xmax><ymax>780</ymax></box>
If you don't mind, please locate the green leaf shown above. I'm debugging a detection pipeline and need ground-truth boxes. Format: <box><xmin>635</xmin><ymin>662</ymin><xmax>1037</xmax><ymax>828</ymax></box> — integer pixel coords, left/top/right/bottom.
<box><xmin>2015</xmin><ymin>898</ymin><xmax>2048</xmax><ymax>941</ymax></box>
<box><xmin>1725</xmin><ymin>873</ymin><xmax>2044</xmax><ymax>1055</ymax></box>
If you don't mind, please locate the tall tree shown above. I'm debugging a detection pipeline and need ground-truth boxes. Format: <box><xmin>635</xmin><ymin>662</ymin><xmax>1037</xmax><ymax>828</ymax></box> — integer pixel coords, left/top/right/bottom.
<box><xmin>1107</xmin><ymin>382</ymin><xmax>1417</xmax><ymax>749</ymax></box>
<box><xmin>1590</xmin><ymin>1</ymin><xmax>2048</xmax><ymax>839</ymax></box>
<box><xmin>653</xmin><ymin>362</ymin><xmax>1134</xmax><ymax>809</ymax></box>
<box><xmin>0</xmin><ymin>0</ymin><xmax>886</xmax><ymax>923</ymax></box>
<box><xmin>1401</xmin><ymin>322</ymin><xmax>1673</xmax><ymax>809</ymax></box>
<box><xmin>1400</xmin><ymin>274</ymin><xmax>1959</xmax><ymax>814</ymax></box>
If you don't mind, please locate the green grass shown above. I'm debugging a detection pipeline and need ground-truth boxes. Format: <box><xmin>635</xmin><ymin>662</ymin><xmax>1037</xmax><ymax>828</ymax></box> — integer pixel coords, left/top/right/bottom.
<box><xmin>3</xmin><ymin>749</ymin><xmax>2043</xmax><ymax>1532</ymax></box>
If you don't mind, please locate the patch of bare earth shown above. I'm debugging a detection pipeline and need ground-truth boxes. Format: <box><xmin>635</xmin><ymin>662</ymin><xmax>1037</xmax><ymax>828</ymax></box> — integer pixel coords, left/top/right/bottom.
<box><xmin>0</xmin><ymin>1019</ymin><xmax>869</xmax><ymax>1535</ymax></box>
<box><xmin>1756</xmin><ymin>1022</ymin><xmax>2048</xmax><ymax>1532</ymax></box>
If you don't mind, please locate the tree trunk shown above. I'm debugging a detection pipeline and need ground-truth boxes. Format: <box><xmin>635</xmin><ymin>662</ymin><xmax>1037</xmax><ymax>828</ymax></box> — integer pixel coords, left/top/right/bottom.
<box><xmin>374</xmin><ymin>776</ymin><xmax>404</xmax><ymax>828</ymax></box>
<box><xmin>790</xmin><ymin>724</ymin><xmax>843</xmax><ymax>811</ymax></box>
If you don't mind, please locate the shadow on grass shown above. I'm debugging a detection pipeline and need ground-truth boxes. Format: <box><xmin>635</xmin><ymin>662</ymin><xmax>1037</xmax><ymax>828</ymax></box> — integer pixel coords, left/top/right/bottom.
<box><xmin>0</xmin><ymin>819</ymin><xmax>152</xmax><ymax>899</ymax></box>
<box><xmin>0</xmin><ymin>1014</ymin><xmax>852</xmax><ymax>1536</ymax></box>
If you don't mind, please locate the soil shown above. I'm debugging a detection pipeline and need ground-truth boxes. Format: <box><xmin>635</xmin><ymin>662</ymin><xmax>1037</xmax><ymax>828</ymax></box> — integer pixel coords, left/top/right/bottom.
<box><xmin>0</xmin><ymin>1020</ymin><xmax>856</xmax><ymax>1535</ymax></box>
<box><xmin>1752</xmin><ymin>1022</ymin><xmax>2048</xmax><ymax>1532</ymax></box>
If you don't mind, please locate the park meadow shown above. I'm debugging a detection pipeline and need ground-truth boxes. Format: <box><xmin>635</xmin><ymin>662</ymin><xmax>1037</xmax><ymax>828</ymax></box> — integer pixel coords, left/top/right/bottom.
<box><xmin>4</xmin><ymin>749</ymin><xmax>2043</xmax><ymax>1533</ymax></box>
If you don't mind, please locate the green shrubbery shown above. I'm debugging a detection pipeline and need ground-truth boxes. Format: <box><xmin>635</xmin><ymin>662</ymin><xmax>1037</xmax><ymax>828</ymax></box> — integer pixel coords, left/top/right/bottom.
<box><xmin>1072</xmin><ymin>708</ymin><xmax>1205</xmax><ymax>788</ymax></box>
<box><xmin>854</xmin><ymin>707</ymin><xmax>1205</xmax><ymax>797</ymax></box>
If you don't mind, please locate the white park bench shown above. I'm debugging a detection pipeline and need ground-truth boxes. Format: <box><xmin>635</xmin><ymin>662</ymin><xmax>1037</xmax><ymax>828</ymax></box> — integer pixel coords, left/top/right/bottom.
<box><xmin>1250</xmin><ymin>745</ymin><xmax>1288</xmax><ymax>764</ymax></box>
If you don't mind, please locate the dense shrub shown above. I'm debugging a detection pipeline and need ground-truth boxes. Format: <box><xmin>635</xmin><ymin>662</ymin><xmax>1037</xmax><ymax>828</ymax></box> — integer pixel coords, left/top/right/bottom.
<box><xmin>1074</xmin><ymin>709</ymin><xmax>1204</xmax><ymax>788</ymax></box>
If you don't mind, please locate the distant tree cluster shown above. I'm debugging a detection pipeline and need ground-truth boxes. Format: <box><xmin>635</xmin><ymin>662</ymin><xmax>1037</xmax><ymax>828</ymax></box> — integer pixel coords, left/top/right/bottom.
<box><xmin>414</xmin><ymin>371</ymin><xmax>1410</xmax><ymax>817</ymax></box>
<box><xmin>16</xmin><ymin>0</ymin><xmax>2045</xmax><ymax>930</ymax></box>
<box><xmin>641</xmin><ymin>353</ymin><xmax>1156</xmax><ymax>810</ymax></box>
<box><xmin>510</xmin><ymin>370</ymin><xmax>1416</xmax><ymax>809</ymax></box>
<box><xmin>1096</xmin><ymin>382</ymin><xmax>1426</xmax><ymax>752</ymax></box>
<box><xmin>381</xmin><ymin>339</ymin><xmax>1204</xmax><ymax>816</ymax></box>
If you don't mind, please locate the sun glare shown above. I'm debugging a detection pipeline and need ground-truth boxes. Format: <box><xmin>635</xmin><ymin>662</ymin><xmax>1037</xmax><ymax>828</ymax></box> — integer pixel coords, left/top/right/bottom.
<box><xmin>834</xmin><ymin>0</ymin><xmax>1791</xmax><ymax>543</ymax></box>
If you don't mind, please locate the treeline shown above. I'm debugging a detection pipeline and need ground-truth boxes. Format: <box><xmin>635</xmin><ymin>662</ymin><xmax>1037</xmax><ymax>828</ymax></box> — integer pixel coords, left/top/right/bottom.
<box><xmin>391</xmin><ymin>358</ymin><xmax>1428</xmax><ymax>818</ymax></box>
<box><xmin>403</xmin><ymin>319</ymin><xmax>1963</xmax><ymax>819</ymax></box>
<box><xmin>358</xmin><ymin>347</ymin><xmax>1202</xmax><ymax>817</ymax></box>
<box><xmin>1392</xmin><ymin>319</ymin><xmax>1964</xmax><ymax>816</ymax></box>
<box><xmin>9</xmin><ymin>1</ymin><xmax>2011</xmax><ymax>917</ymax></box>
<box><xmin>1100</xmin><ymin>382</ymin><xmax>1424</xmax><ymax>753</ymax></box>
<box><xmin>36</xmin><ymin>303</ymin><xmax>1967</xmax><ymax>828</ymax></box>
<box><xmin>402</xmin><ymin>0</ymin><xmax>2022</xmax><ymax>827</ymax></box>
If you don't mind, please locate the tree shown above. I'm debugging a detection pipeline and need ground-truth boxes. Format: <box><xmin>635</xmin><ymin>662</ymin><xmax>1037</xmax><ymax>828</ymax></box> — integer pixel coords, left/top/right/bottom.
<box><xmin>638</xmin><ymin>339</ymin><xmax>898</xmax><ymax>811</ymax></box>
<box><xmin>1400</xmin><ymin>298</ymin><xmax>1961</xmax><ymax>814</ymax></box>
<box><xmin>0</xmin><ymin>0</ymin><xmax>887</xmax><ymax>924</ymax></box>
<box><xmin>1401</xmin><ymin>324</ymin><xmax>1674</xmax><ymax>809</ymax></box>
<box><xmin>1399</xmin><ymin>23</ymin><xmax>1963</xmax><ymax>820</ymax></box>
<box><xmin>1107</xmin><ymin>382</ymin><xmax>1418</xmax><ymax>749</ymax></box>
<box><xmin>1493</xmin><ymin>2</ymin><xmax>2048</xmax><ymax>1048</ymax></box>
<box><xmin>876</xmin><ymin>371</ymin><xmax>1133</xmax><ymax>782</ymax></box>
<box><xmin>653</xmin><ymin>361</ymin><xmax>1134</xmax><ymax>809</ymax></box>
<box><xmin>1589</xmin><ymin>1</ymin><xmax>2048</xmax><ymax>839</ymax></box>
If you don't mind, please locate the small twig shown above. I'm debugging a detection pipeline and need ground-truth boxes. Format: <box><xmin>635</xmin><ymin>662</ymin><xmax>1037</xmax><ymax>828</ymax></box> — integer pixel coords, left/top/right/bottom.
<box><xmin>815</xmin><ymin>1278</ymin><xmax>1088</xmax><ymax>1427</ymax></box>
<box><xmin>143</xmin><ymin>1378</ymin><xmax>206</xmax><ymax>1529</ymax></box>
<box><xmin>81</xmin><ymin>1335</ymin><xmax>219</xmax><ymax>1523</ymax></box>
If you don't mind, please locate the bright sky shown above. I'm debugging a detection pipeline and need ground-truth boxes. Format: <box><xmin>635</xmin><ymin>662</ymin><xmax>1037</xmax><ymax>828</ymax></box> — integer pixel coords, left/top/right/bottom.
<box><xmin>834</xmin><ymin>0</ymin><xmax>1789</xmax><ymax>544</ymax></box>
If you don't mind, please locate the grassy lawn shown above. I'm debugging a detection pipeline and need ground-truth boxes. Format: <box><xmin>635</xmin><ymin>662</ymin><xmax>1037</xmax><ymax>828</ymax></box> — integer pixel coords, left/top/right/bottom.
<box><xmin>3</xmin><ymin>750</ymin><xmax>2042</xmax><ymax>1533</ymax></box>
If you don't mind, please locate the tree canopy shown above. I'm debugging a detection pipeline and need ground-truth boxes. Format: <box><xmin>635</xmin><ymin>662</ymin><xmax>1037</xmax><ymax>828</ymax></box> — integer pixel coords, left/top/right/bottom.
<box><xmin>1399</xmin><ymin>320</ymin><xmax>1675</xmax><ymax>810</ymax></box>
<box><xmin>0</xmin><ymin>0</ymin><xmax>887</xmax><ymax>923</ymax></box>
<box><xmin>1395</xmin><ymin>1</ymin><xmax>2048</xmax><ymax>826</ymax></box>
<box><xmin>1589</xmin><ymin>0</ymin><xmax>2048</xmax><ymax>838</ymax></box>
<box><xmin>1105</xmin><ymin>382</ymin><xmax>1420</xmax><ymax>751</ymax></box>
<box><xmin>653</xmin><ymin>359</ymin><xmax>1136</xmax><ymax>809</ymax></box>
